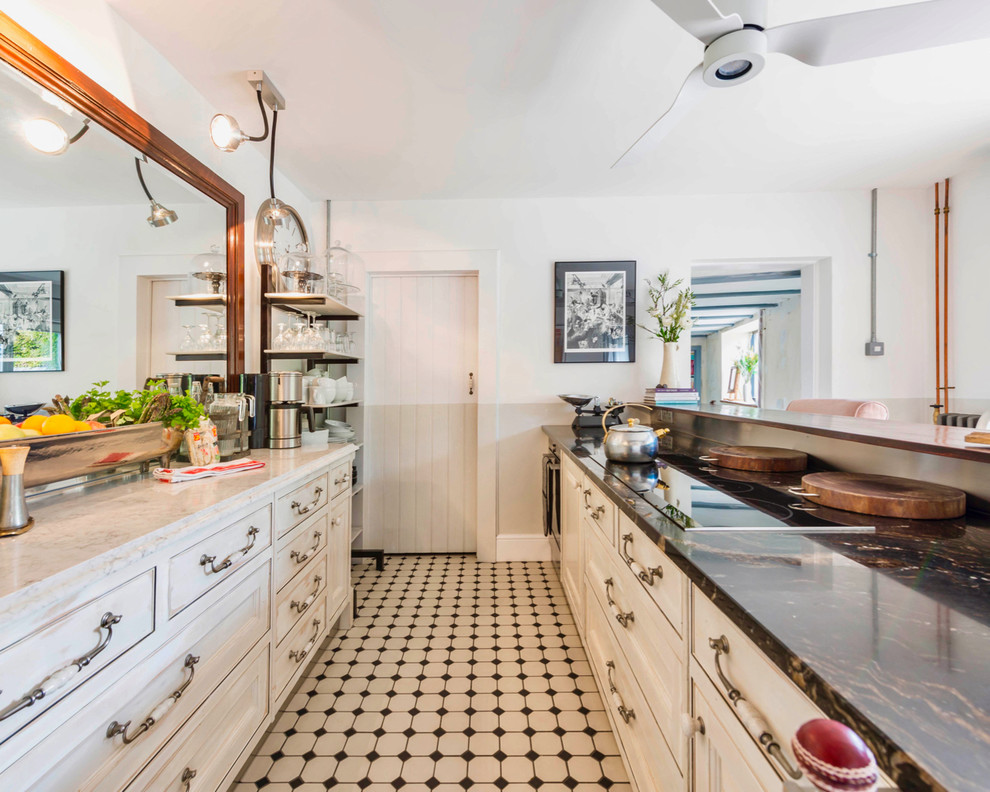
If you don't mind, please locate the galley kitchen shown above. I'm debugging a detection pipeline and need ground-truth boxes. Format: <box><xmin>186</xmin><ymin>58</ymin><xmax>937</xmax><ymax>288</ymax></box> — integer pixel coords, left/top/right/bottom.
<box><xmin>0</xmin><ymin>2</ymin><xmax>988</xmax><ymax>792</ymax></box>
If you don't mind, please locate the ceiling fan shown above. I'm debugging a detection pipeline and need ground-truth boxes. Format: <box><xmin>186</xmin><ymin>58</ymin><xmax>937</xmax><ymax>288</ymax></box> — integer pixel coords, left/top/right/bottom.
<box><xmin>613</xmin><ymin>0</ymin><xmax>990</xmax><ymax>167</ymax></box>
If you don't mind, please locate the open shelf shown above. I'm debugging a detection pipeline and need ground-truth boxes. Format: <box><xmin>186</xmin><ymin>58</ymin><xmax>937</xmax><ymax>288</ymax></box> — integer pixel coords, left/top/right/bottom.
<box><xmin>168</xmin><ymin>352</ymin><xmax>227</xmax><ymax>361</ymax></box>
<box><xmin>303</xmin><ymin>401</ymin><xmax>361</xmax><ymax>409</ymax></box>
<box><xmin>264</xmin><ymin>350</ymin><xmax>362</xmax><ymax>364</ymax></box>
<box><xmin>351</xmin><ymin>525</ymin><xmax>364</xmax><ymax>542</ymax></box>
<box><xmin>265</xmin><ymin>292</ymin><xmax>363</xmax><ymax>320</ymax></box>
<box><xmin>166</xmin><ymin>294</ymin><xmax>227</xmax><ymax>309</ymax></box>
<box><xmin>352</xmin><ymin>483</ymin><xmax>364</xmax><ymax>496</ymax></box>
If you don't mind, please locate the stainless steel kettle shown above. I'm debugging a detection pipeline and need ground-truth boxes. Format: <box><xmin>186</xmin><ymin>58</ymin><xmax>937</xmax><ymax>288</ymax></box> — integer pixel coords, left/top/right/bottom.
<box><xmin>601</xmin><ymin>402</ymin><xmax>670</xmax><ymax>464</ymax></box>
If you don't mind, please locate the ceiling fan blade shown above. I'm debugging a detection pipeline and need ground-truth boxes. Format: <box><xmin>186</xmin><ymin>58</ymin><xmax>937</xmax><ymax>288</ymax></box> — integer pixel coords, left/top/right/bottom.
<box><xmin>648</xmin><ymin>0</ymin><xmax>742</xmax><ymax>44</ymax></box>
<box><xmin>768</xmin><ymin>0</ymin><xmax>990</xmax><ymax>67</ymax></box>
<box><xmin>612</xmin><ymin>64</ymin><xmax>706</xmax><ymax>169</ymax></box>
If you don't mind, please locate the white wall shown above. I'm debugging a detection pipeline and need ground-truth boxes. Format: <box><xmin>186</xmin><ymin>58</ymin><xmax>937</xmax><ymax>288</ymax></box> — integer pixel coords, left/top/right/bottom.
<box><xmin>0</xmin><ymin>0</ymin><xmax>323</xmax><ymax>372</ymax></box>
<box><xmin>0</xmin><ymin>201</ymin><xmax>223</xmax><ymax>406</ymax></box>
<box><xmin>332</xmin><ymin>189</ymin><xmax>940</xmax><ymax>538</ymax></box>
<box><xmin>762</xmin><ymin>297</ymin><xmax>803</xmax><ymax>410</ymax></box>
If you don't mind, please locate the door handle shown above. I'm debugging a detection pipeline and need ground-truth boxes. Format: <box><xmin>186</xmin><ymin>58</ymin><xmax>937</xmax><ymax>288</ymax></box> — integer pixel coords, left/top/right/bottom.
<box><xmin>468</xmin><ymin>372</ymin><xmax>475</xmax><ymax>395</ymax></box>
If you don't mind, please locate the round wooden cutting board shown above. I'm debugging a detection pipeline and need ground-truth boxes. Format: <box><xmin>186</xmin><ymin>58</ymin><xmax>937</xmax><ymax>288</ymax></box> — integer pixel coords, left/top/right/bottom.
<box><xmin>800</xmin><ymin>472</ymin><xmax>966</xmax><ymax>520</ymax></box>
<box><xmin>708</xmin><ymin>445</ymin><xmax>808</xmax><ymax>472</ymax></box>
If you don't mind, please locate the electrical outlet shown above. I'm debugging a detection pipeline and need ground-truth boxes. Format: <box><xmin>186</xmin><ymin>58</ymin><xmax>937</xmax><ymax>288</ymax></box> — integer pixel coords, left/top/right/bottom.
<box><xmin>865</xmin><ymin>341</ymin><xmax>885</xmax><ymax>356</ymax></box>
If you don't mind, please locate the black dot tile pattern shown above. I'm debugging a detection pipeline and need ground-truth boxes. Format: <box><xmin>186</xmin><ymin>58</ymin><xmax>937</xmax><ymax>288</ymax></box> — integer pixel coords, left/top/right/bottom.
<box><xmin>231</xmin><ymin>555</ymin><xmax>630</xmax><ymax>792</ymax></box>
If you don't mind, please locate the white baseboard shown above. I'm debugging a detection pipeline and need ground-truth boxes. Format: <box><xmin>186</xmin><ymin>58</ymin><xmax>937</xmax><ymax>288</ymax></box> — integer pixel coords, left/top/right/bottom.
<box><xmin>496</xmin><ymin>533</ymin><xmax>551</xmax><ymax>562</ymax></box>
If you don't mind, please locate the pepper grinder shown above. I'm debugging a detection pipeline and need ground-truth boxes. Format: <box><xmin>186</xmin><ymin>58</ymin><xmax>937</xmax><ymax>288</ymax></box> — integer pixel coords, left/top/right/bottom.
<box><xmin>0</xmin><ymin>445</ymin><xmax>33</xmax><ymax>537</ymax></box>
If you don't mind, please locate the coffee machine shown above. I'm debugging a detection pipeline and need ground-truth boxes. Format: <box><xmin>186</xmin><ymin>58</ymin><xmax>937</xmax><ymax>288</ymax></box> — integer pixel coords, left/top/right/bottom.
<box><xmin>266</xmin><ymin>371</ymin><xmax>303</xmax><ymax>449</ymax></box>
<box><xmin>237</xmin><ymin>373</ymin><xmax>268</xmax><ymax>450</ymax></box>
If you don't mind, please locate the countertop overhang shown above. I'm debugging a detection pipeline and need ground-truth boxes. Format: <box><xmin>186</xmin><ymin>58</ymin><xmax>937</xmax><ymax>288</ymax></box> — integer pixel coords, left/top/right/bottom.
<box><xmin>544</xmin><ymin>424</ymin><xmax>990</xmax><ymax>792</ymax></box>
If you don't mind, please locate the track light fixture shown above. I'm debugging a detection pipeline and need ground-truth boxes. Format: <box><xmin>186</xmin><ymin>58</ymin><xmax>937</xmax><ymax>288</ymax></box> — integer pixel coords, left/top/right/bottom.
<box><xmin>135</xmin><ymin>155</ymin><xmax>178</xmax><ymax>228</ymax></box>
<box><xmin>24</xmin><ymin>117</ymin><xmax>90</xmax><ymax>155</ymax></box>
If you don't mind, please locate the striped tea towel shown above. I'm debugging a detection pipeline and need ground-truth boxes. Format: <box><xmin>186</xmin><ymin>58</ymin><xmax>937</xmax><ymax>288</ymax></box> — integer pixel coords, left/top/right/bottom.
<box><xmin>153</xmin><ymin>458</ymin><xmax>266</xmax><ymax>483</ymax></box>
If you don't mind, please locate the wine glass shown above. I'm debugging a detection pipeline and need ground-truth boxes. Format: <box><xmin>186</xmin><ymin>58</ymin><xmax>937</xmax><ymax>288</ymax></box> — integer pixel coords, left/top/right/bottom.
<box><xmin>273</xmin><ymin>323</ymin><xmax>288</xmax><ymax>351</ymax></box>
<box><xmin>180</xmin><ymin>325</ymin><xmax>196</xmax><ymax>352</ymax></box>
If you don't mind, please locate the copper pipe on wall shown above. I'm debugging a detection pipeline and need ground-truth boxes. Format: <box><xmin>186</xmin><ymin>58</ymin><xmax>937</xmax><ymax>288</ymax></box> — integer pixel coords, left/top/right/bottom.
<box><xmin>933</xmin><ymin>182</ymin><xmax>941</xmax><ymax>422</ymax></box>
<box><xmin>943</xmin><ymin>178</ymin><xmax>950</xmax><ymax>414</ymax></box>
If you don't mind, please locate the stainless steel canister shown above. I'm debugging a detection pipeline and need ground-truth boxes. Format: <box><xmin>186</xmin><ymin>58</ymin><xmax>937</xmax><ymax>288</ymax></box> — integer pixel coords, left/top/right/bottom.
<box><xmin>267</xmin><ymin>371</ymin><xmax>303</xmax><ymax>403</ymax></box>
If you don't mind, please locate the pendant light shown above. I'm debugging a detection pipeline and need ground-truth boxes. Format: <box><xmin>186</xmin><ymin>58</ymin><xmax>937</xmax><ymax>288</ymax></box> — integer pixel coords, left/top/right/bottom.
<box><xmin>135</xmin><ymin>155</ymin><xmax>178</xmax><ymax>227</ymax></box>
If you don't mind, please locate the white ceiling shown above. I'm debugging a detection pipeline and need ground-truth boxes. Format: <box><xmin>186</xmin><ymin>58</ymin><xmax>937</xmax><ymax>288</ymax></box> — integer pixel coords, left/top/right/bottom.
<box><xmin>107</xmin><ymin>0</ymin><xmax>990</xmax><ymax>201</ymax></box>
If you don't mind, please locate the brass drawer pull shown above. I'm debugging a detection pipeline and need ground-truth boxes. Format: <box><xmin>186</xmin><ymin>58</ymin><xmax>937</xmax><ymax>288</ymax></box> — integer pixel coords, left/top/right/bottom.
<box><xmin>107</xmin><ymin>654</ymin><xmax>199</xmax><ymax>745</ymax></box>
<box><xmin>291</xmin><ymin>486</ymin><xmax>324</xmax><ymax>515</ymax></box>
<box><xmin>620</xmin><ymin>533</ymin><xmax>663</xmax><ymax>587</ymax></box>
<box><xmin>603</xmin><ymin>578</ymin><xmax>634</xmax><ymax>628</ymax></box>
<box><xmin>289</xmin><ymin>619</ymin><xmax>322</xmax><ymax>663</ymax></box>
<box><xmin>291</xmin><ymin>575</ymin><xmax>323</xmax><ymax>614</ymax></box>
<box><xmin>200</xmin><ymin>525</ymin><xmax>260</xmax><ymax>574</ymax></box>
<box><xmin>290</xmin><ymin>531</ymin><xmax>322</xmax><ymax>564</ymax></box>
<box><xmin>0</xmin><ymin>612</ymin><xmax>122</xmax><ymax>722</ymax></box>
<box><xmin>709</xmin><ymin>636</ymin><xmax>802</xmax><ymax>780</ymax></box>
<box><xmin>582</xmin><ymin>489</ymin><xmax>605</xmax><ymax>520</ymax></box>
<box><xmin>181</xmin><ymin>768</ymin><xmax>196</xmax><ymax>792</ymax></box>
<box><xmin>605</xmin><ymin>660</ymin><xmax>635</xmax><ymax>724</ymax></box>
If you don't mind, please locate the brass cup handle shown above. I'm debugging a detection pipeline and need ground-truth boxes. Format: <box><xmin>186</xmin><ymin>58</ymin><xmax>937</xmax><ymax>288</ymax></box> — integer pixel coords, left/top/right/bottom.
<box><xmin>107</xmin><ymin>654</ymin><xmax>199</xmax><ymax>745</ymax></box>
<box><xmin>200</xmin><ymin>526</ymin><xmax>260</xmax><ymax>574</ymax></box>
<box><xmin>290</xmin><ymin>530</ymin><xmax>322</xmax><ymax>564</ymax></box>
<box><xmin>605</xmin><ymin>660</ymin><xmax>635</xmax><ymax>724</ymax></box>
<box><xmin>291</xmin><ymin>487</ymin><xmax>324</xmax><ymax>515</ymax></box>
<box><xmin>0</xmin><ymin>611</ymin><xmax>122</xmax><ymax>722</ymax></box>
<box><xmin>708</xmin><ymin>636</ymin><xmax>802</xmax><ymax>780</ymax></box>
<box><xmin>289</xmin><ymin>619</ymin><xmax>322</xmax><ymax>663</ymax></box>
<box><xmin>181</xmin><ymin>768</ymin><xmax>197</xmax><ymax>792</ymax></box>
<box><xmin>291</xmin><ymin>575</ymin><xmax>323</xmax><ymax>614</ymax></box>
<box><xmin>604</xmin><ymin>578</ymin><xmax>634</xmax><ymax>628</ymax></box>
<box><xmin>620</xmin><ymin>533</ymin><xmax>663</xmax><ymax>587</ymax></box>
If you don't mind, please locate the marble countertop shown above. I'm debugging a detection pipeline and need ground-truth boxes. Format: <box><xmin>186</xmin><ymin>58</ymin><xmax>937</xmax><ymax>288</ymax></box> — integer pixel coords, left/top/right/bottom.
<box><xmin>658</xmin><ymin>402</ymin><xmax>990</xmax><ymax>463</ymax></box>
<box><xmin>0</xmin><ymin>444</ymin><xmax>356</xmax><ymax>618</ymax></box>
<box><xmin>544</xmin><ymin>425</ymin><xmax>990</xmax><ymax>792</ymax></box>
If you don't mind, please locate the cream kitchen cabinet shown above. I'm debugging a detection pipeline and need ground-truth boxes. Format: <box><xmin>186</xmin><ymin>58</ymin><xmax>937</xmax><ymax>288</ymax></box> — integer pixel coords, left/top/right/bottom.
<box><xmin>0</xmin><ymin>448</ymin><xmax>355</xmax><ymax>792</ymax></box>
<box><xmin>559</xmin><ymin>453</ymin><xmax>585</xmax><ymax>628</ymax></box>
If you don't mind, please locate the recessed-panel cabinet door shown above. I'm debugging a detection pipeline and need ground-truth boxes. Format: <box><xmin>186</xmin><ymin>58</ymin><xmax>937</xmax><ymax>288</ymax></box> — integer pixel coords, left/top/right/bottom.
<box><xmin>560</xmin><ymin>455</ymin><xmax>585</xmax><ymax>626</ymax></box>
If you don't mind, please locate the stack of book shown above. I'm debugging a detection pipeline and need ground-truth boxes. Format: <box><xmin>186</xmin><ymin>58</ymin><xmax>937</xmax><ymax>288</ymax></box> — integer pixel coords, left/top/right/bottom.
<box><xmin>644</xmin><ymin>387</ymin><xmax>700</xmax><ymax>406</ymax></box>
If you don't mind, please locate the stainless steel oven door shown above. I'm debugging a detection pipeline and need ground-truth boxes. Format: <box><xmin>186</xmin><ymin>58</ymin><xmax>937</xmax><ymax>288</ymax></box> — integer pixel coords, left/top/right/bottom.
<box><xmin>543</xmin><ymin>449</ymin><xmax>561</xmax><ymax>569</ymax></box>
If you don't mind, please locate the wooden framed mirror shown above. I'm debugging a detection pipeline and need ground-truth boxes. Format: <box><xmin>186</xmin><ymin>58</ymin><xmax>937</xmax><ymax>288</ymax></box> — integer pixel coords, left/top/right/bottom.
<box><xmin>0</xmin><ymin>12</ymin><xmax>245</xmax><ymax>394</ymax></box>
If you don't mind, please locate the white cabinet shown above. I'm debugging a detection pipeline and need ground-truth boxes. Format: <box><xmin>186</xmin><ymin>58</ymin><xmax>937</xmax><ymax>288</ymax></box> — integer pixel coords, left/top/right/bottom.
<box><xmin>560</xmin><ymin>454</ymin><xmax>585</xmax><ymax>627</ymax></box>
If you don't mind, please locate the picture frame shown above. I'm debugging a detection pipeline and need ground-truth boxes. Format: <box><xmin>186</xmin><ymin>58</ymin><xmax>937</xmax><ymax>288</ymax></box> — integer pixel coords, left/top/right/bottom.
<box><xmin>0</xmin><ymin>270</ymin><xmax>64</xmax><ymax>373</ymax></box>
<box><xmin>554</xmin><ymin>260</ymin><xmax>636</xmax><ymax>363</ymax></box>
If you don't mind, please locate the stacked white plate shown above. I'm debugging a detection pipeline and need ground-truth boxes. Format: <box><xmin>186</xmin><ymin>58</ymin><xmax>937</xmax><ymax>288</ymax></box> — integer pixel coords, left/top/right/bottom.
<box><xmin>326</xmin><ymin>419</ymin><xmax>356</xmax><ymax>443</ymax></box>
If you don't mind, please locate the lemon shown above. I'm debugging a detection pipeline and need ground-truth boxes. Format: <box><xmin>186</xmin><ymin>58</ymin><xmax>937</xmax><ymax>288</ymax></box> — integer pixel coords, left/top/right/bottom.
<box><xmin>20</xmin><ymin>428</ymin><xmax>42</xmax><ymax>437</ymax></box>
<box><xmin>41</xmin><ymin>414</ymin><xmax>77</xmax><ymax>435</ymax></box>
<box><xmin>72</xmin><ymin>421</ymin><xmax>92</xmax><ymax>432</ymax></box>
<box><xmin>21</xmin><ymin>414</ymin><xmax>46</xmax><ymax>431</ymax></box>
<box><xmin>0</xmin><ymin>425</ymin><xmax>26</xmax><ymax>441</ymax></box>
<box><xmin>0</xmin><ymin>416</ymin><xmax>10</xmax><ymax>425</ymax></box>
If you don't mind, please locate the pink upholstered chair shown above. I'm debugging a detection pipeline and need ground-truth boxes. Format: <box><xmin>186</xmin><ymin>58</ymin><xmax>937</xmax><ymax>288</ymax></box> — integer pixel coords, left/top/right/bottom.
<box><xmin>786</xmin><ymin>399</ymin><xmax>889</xmax><ymax>420</ymax></box>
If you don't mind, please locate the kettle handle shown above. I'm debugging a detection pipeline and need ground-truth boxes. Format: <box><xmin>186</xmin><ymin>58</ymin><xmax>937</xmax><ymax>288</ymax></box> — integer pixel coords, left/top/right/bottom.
<box><xmin>602</xmin><ymin>402</ymin><xmax>666</xmax><ymax>438</ymax></box>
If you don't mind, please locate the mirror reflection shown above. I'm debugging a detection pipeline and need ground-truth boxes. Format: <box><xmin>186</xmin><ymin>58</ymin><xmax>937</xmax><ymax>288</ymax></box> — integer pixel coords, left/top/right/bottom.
<box><xmin>0</xmin><ymin>59</ymin><xmax>227</xmax><ymax>409</ymax></box>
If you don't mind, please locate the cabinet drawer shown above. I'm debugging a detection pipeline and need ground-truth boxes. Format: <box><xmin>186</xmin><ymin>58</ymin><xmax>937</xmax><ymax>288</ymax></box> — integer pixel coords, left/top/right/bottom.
<box><xmin>275</xmin><ymin>472</ymin><xmax>329</xmax><ymax>537</ymax></box>
<box><xmin>691</xmin><ymin>669</ymin><xmax>780</xmax><ymax>792</ymax></box>
<box><xmin>275</xmin><ymin>510</ymin><xmax>329</xmax><ymax>591</ymax></box>
<box><xmin>584</xmin><ymin>589</ymin><xmax>682</xmax><ymax>792</ymax></box>
<box><xmin>124</xmin><ymin>641</ymin><xmax>269</xmax><ymax>792</ymax></box>
<box><xmin>329</xmin><ymin>459</ymin><xmax>351</xmax><ymax>499</ymax></box>
<box><xmin>692</xmin><ymin>587</ymin><xmax>819</xmax><ymax>781</ymax></box>
<box><xmin>0</xmin><ymin>570</ymin><xmax>155</xmax><ymax>742</ymax></box>
<box><xmin>276</xmin><ymin>552</ymin><xmax>328</xmax><ymax>645</ymax></box>
<box><xmin>617</xmin><ymin>513</ymin><xmax>686</xmax><ymax>635</ymax></box>
<box><xmin>4</xmin><ymin>562</ymin><xmax>270</xmax><ymax>792</ymax></box>
<box><xmin>274</xmin><ymin>597</ymin><xmax>327</xmax><ymax>699</ymax></box>
<box><xmin>585</xmin><ymin>527</ymin><xmax>686</xmax><ymax>772</ymax></box>
<box><xmin>326</xmin><ymin>495</ymin><xmax>351</xmax><ymax>616</ymax></box>
<box><xmin>168</xmin><ymin>504</ymin><xmax>272</xmax><ymax>617</ymax></box>
<box><xmin>582</xmin><ymin>478</ymin><xmax>616</xmax><ymax>545</ymax></box>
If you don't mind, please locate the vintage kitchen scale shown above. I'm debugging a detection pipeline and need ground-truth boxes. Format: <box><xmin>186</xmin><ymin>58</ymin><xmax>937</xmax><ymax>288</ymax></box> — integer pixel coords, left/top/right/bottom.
<box><xmin>558</xmin><ymin>394</ymin><xmax>624</xmax><ymax>430</ymax></box>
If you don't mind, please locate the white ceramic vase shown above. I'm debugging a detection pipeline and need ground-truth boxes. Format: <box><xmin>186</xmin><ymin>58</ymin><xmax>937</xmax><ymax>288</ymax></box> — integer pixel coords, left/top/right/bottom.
<box><xmin>659</xmin><ymin>341</ymin><xmax>680</xmax><ymax>389</ymax></box>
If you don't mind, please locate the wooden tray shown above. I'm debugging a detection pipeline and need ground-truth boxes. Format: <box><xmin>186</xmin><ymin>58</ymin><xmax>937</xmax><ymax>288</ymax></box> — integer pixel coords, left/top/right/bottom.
<box><xmin>800</xmin><ymin>472</ymin><xmax>966</xmax><ymax>520</ymax></box>
<box><xmin>707</xmin><ymin>445</ymin><xmax>808</xmax><ymax>472</ymax></box>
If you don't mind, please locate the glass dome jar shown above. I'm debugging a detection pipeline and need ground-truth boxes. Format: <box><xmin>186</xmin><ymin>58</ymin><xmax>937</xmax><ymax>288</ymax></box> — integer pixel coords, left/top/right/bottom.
<box><xmin>189</xmin><ymin>244</ymin><xmax>227</xmax><ymax>294</ymax></box>
<box><xmin>276</xmin><ymin>244</ymin><xmax>327</xmax><ymax>295</ymax></box>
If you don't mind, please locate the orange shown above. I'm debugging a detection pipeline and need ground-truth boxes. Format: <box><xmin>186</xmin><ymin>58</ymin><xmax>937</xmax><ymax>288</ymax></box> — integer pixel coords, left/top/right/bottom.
<box><xmin>0</xmin><ymin>416</ymin><xmax>9</xmax><ymax>425</ymax></box>
<box><xmin>41</xmin><ymin>414</ymin><xmax>77</xmax><ymax>435</ymax></box>
<box><xmin>21</xmin><ymin>414</ymin><xmax>46</xmax><ymax>431</ymax></box>
<box><xmin>72</xmin><ymin>421</ymin><xmax>92</xmax><ymax>432</ymax></box>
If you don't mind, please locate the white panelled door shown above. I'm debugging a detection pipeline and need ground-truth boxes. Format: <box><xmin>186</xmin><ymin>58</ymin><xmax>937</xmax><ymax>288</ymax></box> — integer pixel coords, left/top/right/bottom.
<box><xmin>367</xmin><ymin>274</ymin><xmax>479</xmax><ymax>553</ymax></box>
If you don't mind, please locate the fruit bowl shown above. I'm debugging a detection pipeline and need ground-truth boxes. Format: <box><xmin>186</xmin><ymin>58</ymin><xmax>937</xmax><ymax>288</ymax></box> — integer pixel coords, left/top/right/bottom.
<box><xmin>0</xmin><ymin>423</ymin><xmax>182</xmax><ymax>488</ymax></box>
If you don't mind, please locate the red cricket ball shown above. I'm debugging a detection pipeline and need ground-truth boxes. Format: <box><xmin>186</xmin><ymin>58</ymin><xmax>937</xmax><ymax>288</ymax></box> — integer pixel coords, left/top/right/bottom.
<box><xmin>792</xmin><ymin>719</ymin><xmax>879</xmax><ymax>792</ymax></box>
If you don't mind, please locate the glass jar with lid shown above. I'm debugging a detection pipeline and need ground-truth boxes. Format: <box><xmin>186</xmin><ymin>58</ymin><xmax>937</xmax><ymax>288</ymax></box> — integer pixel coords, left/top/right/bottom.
<box><xmin>276</xmin><ymin>244</ymin><xmax>327</xmax><ymax>295</ymax></box>
<box><xmin>189</xmin><ymin>244</ymin><xmax>227</xmax><ymax>294</ymax></box>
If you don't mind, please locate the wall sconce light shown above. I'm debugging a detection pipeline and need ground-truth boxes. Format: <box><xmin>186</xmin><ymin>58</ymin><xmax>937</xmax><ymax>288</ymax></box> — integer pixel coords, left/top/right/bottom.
<box><xmin>135</xmin><ymin>155</ymin><xmax>178</xmax><ymax>227</ymax></box>
<box><xmin>209</xmin><ymin>71</ymin><xmax>289</xmax><ymax>226</ymax></box>
<box><xmin>24</xmin><ymin>117</ymin><xmax>90</xmax><ymax>155</ymax></box>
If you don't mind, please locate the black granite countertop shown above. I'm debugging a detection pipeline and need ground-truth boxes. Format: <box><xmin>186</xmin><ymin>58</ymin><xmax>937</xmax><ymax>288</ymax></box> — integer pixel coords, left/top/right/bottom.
<box><xmin>543</xmin><ymin>425</ymin><xmax>990</xmax><ymax>792</ymax></box>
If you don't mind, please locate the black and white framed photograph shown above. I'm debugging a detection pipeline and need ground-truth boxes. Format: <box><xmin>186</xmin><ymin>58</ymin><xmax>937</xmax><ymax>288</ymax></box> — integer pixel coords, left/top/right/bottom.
<box><xmin>0</xmin><ymin>270</ymin><xmax>64</xmax><ymax>373</ymax></box>
<box><xmin>554</xmin><ymin>260</ymin><xmax>635</xmax><ymax>363</ymax></box>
